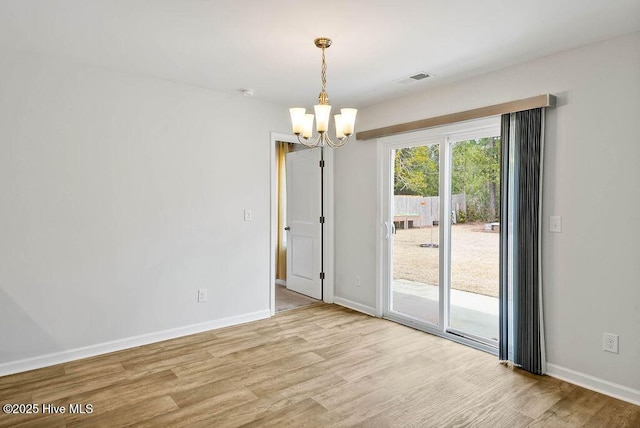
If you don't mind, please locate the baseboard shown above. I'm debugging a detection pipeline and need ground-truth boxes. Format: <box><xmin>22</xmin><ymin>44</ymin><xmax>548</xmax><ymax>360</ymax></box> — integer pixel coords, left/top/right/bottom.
<box><xmin>0</xmin><ymin>309</ymin><xmax>271</xmax><ymax>377</ymax></box>
<box><xmin>333</xmin><ymin>296</ymin><xmax>377</xmax><ymax>317</ymax></box>
<box><xmin>275</xmin><ymin>279</ymin><xmax>286</xmax><ymax>286</ymax></box>
<box><xmin>546</xmin><ymin>363</ymin><xmax>640</xmax><ymax>406</ymax></box>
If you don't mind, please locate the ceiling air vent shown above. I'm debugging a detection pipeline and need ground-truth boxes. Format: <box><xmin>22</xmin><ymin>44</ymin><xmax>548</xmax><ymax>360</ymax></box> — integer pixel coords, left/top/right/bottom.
<box><xmin>410</xmin><ymin>72</ymin><xmax>430</xmax><ymax>80</ymax></box>
<box><xmin>397</xmin><ymin>72</ymin><xmax>433</xmax><ymax>84</ymax></box>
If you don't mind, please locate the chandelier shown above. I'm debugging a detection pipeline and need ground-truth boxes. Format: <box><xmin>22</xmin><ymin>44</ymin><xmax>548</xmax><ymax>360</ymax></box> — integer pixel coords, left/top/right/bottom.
<box><xmin>289</xmin><ymin>37</ymin><xmax>357</xmax><ymax>148</ymax></box>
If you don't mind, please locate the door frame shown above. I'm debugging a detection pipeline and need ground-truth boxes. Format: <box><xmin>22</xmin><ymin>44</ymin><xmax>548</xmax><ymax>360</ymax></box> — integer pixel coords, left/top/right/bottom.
<box><xmin>269</xmin><ymin>132</ymin><xmax>335</xmax><ymax>315</ymax></box>
<box><xmin>376</xmin><ymin>118</ymin><xmax>500</xmax><ymax>354</ymax></box>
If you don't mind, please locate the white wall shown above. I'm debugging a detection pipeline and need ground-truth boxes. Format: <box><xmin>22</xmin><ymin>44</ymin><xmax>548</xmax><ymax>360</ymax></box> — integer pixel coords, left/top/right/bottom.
<box><xmin>335</xmin><ymin>32</ymin><xmax>640</xmax><ymax>397</ymax></box>
<box><xmin>0</xmin><ymin>49</ymin><xmax>289</xmax><ymax>369</ymax></box>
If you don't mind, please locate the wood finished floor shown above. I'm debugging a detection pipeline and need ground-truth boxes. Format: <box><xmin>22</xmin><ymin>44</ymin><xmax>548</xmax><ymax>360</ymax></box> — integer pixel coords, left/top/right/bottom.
<box><xmin>1</xmin><ymin>304</ymin><xmax>638</xmax><ymax>427</ymax></box>
<box><xmin>275</xmin><ymin>284</ymin><xmax>320</xmax><ymax>313</ymax></box>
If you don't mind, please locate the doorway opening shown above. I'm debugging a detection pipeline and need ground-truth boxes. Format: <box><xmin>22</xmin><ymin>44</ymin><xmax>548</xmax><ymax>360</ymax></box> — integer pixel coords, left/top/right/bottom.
<box><xmin>269</xmin><ymin>132</ymin><xmax>335</xmax><ymax>315</ymax></box>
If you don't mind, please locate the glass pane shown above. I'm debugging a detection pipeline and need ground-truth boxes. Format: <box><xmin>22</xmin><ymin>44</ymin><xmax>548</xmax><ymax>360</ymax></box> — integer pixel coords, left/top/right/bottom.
<box><xmin>391</xmin><ymin>144</ymin><xmax>440</xmax><ymax>325</ymax></box>
<box><xmin>449</xmin><ymin>137</ymin><xmax>500</xmax><ymax>342</ymax></box>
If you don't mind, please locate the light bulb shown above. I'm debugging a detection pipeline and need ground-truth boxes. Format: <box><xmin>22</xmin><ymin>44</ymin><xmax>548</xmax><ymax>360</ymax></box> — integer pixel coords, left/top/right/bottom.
<box><xmin>314</xmin><ymin>104</ymin><xmax>332</xmax><ymax>133</ymax></box>
<box><xmin>334</xmin><ymin>114</ymin><xmax>345</xmax><ymax>139</ymax></box>
<box><xmin>341</xmin><ymin>108</ymin><xmax>357</xmax><ymax>136</ymax></box>
<box><xmin>302</xmin><ymin>114</ymin><xmax>314</xmax><ymax>139</ymax></box>
<box><xmin>289</xmin><ymin>108</ymin><xmax>306</xmax><ymax>135</ymax></box>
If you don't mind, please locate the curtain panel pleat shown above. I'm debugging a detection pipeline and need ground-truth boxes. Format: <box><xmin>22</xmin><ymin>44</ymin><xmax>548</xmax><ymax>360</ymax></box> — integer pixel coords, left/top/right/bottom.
<box><xmin>499</xmin><ymin>108</ymin><xmax>546</xmax><ymax>375</ymax></box>
<box><xmin>499</xmin><ymin>114</ymin><xmax>511</xmax><ymax>362</ymax></box>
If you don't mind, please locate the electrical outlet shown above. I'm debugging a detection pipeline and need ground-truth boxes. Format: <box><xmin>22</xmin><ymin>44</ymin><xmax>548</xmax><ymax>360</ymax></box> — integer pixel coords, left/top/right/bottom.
<box><xmin>198</xmin><ymin>289</ymin><xmax>208</xmax><ymax>303</ymax></box>
<box><xmin>355</xmin><ymin>276</ymin><xmax>361</xmax><ymax>287</ymax></box>
<box><xmin>603</xmin><ymin>332</ymin><xmax>618</xmax><ymax>353</ymax></box>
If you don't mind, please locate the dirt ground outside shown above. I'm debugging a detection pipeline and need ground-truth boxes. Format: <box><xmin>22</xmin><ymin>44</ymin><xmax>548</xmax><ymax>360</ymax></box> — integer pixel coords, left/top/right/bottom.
<box><xmin>393</xmin><ymin>223</ymin><xmax>499</xmax><ymax>297</ymax></box>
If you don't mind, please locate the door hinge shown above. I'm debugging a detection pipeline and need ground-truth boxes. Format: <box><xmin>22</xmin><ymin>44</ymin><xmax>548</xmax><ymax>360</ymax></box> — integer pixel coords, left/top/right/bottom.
<box><xmin>320</xmin><ymin>272</ymin><xmax>325</xmax><ymax>280</ymax></box>
<box><xmin>319</xmin><ymin>216</ymin><xmax>325</xmax><ymax>224</ymax></box>
<box><xmin>319</xmin><ymin>160</ymin><xmax>325</xmax><ymax>168</ymax></box>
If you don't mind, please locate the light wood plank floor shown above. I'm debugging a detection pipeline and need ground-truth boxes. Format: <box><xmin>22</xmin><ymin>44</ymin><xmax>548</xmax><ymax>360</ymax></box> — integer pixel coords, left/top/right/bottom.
<box><xmin>1</xmin><ymin>304</ymin><xmax>638</xmax><ymax>427</ymax></box>
<box><xmin>275</xmin><ymin>284</ymin><xmax>320</xmax><ymax>313</ymax></box>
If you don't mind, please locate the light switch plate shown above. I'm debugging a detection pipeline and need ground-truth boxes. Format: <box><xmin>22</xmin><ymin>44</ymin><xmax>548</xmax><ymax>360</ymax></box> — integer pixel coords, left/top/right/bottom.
<box><xmin>244</xmin><ymin>209</ymin><xmax>252</xmax><ymax>222</ymax></box>
<box><xmin>549</xmin><ymin>215</ymin><xmax>562</xmax><ymax>233</ymax></box>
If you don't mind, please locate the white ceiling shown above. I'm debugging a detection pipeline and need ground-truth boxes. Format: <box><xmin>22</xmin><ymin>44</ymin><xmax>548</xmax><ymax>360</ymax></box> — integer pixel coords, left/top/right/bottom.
<box><xmin>1</xmin><ymin>0</ymin><xmax>639</xmax><ymax>111</ymax></box>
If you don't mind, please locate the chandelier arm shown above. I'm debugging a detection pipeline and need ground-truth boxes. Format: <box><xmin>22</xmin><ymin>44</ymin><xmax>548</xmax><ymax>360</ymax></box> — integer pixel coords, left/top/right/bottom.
<box><xmin>325</xmin><ymin>134</ymin><xmax>350</xmax><ymax>149</ymax></box>
<box><xmin>297</xmin><ymin>133</ymin><xmax>323</xmax><ymax>148</ymax></box>
<box><xmin>322</xmin><ymin>133</ymin><xmax>351</xmax><ymax>148</ymax></box>
<box><xmin>296</xmin><ymin>132</ymin><xmax>351</xmax><ymax>149</ymax></box>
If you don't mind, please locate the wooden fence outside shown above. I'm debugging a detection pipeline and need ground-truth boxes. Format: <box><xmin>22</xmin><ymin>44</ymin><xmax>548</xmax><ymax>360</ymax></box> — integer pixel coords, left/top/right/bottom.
<box><xmin>394</xmin><ymin>194</ymin><xmax>467</xmax><ymax>228</ymax></box>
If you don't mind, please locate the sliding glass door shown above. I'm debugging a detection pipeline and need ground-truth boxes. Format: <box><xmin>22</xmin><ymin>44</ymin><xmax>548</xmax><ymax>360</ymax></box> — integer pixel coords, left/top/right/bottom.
<box><xmin>448</xmin><ymin>137</ymin><xmax>500</xmax><ymax>344</ymax></box>
<box><xmin>390</xmin><ymin>144</ymin><xmax>440</xmax><ymax>326</ymax></box>
<box><xmin>381</xmin><ymin>118</ymin><xmax>500</xmax><ymax>351</ymax></box>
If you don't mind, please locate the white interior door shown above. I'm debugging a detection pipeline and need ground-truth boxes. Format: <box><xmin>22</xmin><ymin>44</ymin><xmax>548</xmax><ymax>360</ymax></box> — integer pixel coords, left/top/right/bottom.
<box><xmin>285</xmin><ymin>147</ymin><xmax>322</xmax><ymax>300</ymax></box>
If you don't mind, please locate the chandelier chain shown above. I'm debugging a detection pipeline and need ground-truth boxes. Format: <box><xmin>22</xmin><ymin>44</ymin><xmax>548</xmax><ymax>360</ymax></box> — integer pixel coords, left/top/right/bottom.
<box><xmin>321</xmin><ymin>46</ymin><xmax>327</xmax><ymax>94</ymax></box>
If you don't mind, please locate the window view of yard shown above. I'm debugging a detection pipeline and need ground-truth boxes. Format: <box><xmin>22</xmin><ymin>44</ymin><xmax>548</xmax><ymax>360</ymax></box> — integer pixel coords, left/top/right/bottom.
<box><xmin>393</xmin><ymin>223</ymin><xmax>499</xmax><ymax>298</ymax></box>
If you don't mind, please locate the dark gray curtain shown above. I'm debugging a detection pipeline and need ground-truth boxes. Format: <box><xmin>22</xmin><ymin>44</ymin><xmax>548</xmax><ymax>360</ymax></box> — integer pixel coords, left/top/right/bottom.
<box><xmin>499</xmin><ymin>108</ymin><xmax>545</xmax><ymax>375</ymax></box>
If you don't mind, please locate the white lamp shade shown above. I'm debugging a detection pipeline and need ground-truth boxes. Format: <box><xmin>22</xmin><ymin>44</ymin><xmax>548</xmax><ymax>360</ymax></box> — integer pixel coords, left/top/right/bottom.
<box><xmin>334</xmin><ymin>114</ymin><xmax>345</xmax><ymax>139</ymax></box>
<box><xmin>314</xmin><ymin>104</ymin><xmax>332</xmax><ymax>132</ymax></box>
<box><xmin>341</xmin><ymin>108</ymin><xmax>357</xmax><ymax>136</ymax></box>
<box><xmin>302</xmin><ymin>114</ymin><xmax>314</xmax><ymax>139</ymax></box>
<box><xmin>289</xmin><ymin>108</ymin><xmax>306</xmax><ymax>134</ymax></box>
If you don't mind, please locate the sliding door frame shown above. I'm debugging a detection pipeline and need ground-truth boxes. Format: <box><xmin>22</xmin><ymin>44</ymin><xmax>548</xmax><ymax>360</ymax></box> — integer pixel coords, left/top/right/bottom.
<box><xmin>377</xmin><ymin>117</ymin><xmax>501</xmax><ymax>355</ymax></box>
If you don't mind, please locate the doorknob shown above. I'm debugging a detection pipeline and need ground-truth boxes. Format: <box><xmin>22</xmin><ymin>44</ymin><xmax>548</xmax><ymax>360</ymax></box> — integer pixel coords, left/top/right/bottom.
<box><xmin>284</xmin><ymin>226</ymin><xmax>290</xmax><ymax>231</ymax></box>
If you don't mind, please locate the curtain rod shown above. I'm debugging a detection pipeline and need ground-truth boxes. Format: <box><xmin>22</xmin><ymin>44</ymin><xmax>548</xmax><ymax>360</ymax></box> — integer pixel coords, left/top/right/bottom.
<box><xmin>356</xmin><ymin>94</ymin><xmax>555</xmax><ymax>141</ymax></box>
